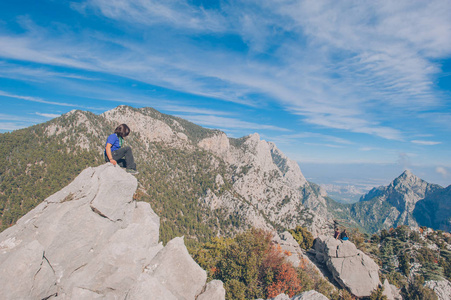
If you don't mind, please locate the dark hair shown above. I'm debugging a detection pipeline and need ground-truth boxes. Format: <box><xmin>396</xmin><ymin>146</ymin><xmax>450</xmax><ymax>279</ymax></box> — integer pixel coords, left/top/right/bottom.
<box><xmin>114</xmin><ymin>124</ymin><xmax>130</xmax><ymax>138</ymax></box>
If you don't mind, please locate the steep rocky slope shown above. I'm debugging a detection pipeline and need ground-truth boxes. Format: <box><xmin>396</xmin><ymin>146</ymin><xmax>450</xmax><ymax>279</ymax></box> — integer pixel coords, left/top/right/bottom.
<box><xmin>0</xmin><ymin>164</ymin><xmax>225</xmax><ymax>299</ymax></box>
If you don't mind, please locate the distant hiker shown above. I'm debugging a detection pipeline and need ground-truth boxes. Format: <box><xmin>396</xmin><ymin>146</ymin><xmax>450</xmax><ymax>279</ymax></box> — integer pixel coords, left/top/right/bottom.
<box><xmin>339</xmin><ymin>229</ymin><xmax>349</xmax><ymax>241</ymax></box>
<box><xmin>105</xmin><ymin>124</ymin><xmax>138</xmax><ymax>174</ymax></box>
<box><xmin>334</xmin><ymin>228</ymin><xmax>340</xmax><ymax>239</ymax></box>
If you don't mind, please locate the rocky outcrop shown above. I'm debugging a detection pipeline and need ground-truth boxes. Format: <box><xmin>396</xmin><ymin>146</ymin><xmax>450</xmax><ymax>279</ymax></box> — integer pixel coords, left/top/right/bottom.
<box><xmin>272</xmin><ymin>231</ymin><xmax>324</xmax><ymax>279</ymax></box>
<box><xmin>0</xmin><ymin>164</ymin><xmax>224</xmax><ymax>300</ymax></box>
<box><xmin>313</xmin><ymin>236</ymin><xmax>380</xmax><ymax>298</ymax></box>
<box><xmin>425</xmin><ymin>280</ymin><xmax>451</xmax><ymax>300</ymax></box>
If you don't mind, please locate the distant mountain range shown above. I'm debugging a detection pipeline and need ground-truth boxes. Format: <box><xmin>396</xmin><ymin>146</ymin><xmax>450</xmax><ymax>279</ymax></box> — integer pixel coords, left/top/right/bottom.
<box><xmin>330</xmin><ymin>170</ymin><xmax>451</xmax><ymax>233</ymax></box>
<box><xmin>0</xmin><ymin>106</ymin><xmax>449</xmax><ymax>239</ymax></box>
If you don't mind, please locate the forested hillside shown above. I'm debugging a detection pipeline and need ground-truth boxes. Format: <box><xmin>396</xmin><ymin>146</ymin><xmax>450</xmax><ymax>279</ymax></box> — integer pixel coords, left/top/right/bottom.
<box><xmin>0</xmin><ymin>112</ymin><xmax>106</xmax><ymax>231</ymax></box>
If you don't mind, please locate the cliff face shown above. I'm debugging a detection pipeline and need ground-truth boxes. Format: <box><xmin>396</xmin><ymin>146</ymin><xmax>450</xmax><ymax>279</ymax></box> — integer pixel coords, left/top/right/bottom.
<box><xmin>0</xmin><ymin>165</ymin><xmax>225</xmax><ymax>300</ymax></box>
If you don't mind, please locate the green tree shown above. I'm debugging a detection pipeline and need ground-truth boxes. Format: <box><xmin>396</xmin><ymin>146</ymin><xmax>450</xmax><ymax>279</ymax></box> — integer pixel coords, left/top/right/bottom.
<box><xmin>288</xmin><ymin>226</ymin><xmax>314</xmax><ymax>250</ymax></box>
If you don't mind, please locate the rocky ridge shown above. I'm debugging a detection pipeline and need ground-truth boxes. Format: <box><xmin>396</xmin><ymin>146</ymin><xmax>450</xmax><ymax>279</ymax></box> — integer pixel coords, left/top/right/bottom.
<box><xmin>0</xmin><ymin>164</ymin><xmax>225</xmax><ymax>299</ymax></box>
<box><xmin>85</xmin><ymin>106</ymin><xmax>332</xmax><ymax>235</ymax></box>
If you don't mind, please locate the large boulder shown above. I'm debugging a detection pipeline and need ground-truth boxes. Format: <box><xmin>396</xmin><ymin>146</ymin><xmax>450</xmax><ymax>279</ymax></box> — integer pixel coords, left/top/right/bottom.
<box><xmin>272</xmin><ymin>231</ymin><xmax>306</xmax><ymax>268</ymax></box>
<box><xmin>0</xmin><ymin>164</ymin><xmax>223</xmax><ymax>300</ymax></box>
<box><xmin>313</xmin><ymin>235</ymin><xmax>380</xmax><ymax>298</ymax></box>
<box><xmin>197</xmin><ymin>280</ymin><xmax>226</xmax><ymax>300</ymax></box>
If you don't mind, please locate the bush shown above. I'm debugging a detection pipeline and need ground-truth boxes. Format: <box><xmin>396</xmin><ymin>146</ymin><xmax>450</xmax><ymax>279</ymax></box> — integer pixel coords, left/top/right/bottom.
<box><xmin>369</xmin><ymin>286</ymin><xmax>388</xmax><ymax>300</ymax></box>
<box><xmin>288</xmin><ymin>226</ymin><xmax>314</xmax><ymax>250</ymax></box>
<box><xmin>192</xmin><ymin>228</ymin><xmax>324</xmax><ymax>299</ymax></box>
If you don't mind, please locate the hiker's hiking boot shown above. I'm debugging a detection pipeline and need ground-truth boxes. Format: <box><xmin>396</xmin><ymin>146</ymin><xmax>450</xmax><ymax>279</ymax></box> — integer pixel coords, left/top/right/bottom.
<box><xmin>126</xmin><ymin>169</ymin><xmax>139</xmax><ymax>175</ymax></box>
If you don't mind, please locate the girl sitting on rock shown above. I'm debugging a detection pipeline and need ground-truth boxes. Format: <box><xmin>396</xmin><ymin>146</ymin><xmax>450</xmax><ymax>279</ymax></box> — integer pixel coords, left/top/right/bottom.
<box><xmin>339</xmin><ymin>229</ymin><xmax>349</xmax><ymax>241</ymax></box>
<box><xmin>105</xmin><ymin>124</ymin><xmax>138</xmax><ymax>174</ymax></box>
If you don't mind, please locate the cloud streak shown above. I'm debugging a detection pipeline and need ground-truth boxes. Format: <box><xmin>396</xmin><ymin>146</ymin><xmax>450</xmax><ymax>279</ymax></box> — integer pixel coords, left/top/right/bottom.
<box><xmin>176</xmin><ymin>114</ymin><xmax>290</xmax><ymax>132</ymax></box>
<box><xmin>0</xmin><ymin>0</ymin><xmax>449</xmax><ymax>143</ymax></box>
<box><xmin>411</xmin><ymin>140</ymin><xmax>442</xmax><ymax>145</ymax></box>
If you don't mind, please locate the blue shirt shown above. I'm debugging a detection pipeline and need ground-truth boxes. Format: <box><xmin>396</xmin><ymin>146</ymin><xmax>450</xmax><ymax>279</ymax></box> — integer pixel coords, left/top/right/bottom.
<box><xmin>105</xmin><ymin>134</ymin><xmax>121</xmax><ymax>153</ymax></box>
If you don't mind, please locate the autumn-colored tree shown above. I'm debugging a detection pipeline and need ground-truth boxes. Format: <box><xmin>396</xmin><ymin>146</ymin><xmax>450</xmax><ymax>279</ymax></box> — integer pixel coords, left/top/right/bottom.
<box><xmin>266</xmin><ymin>263</ymin><xmax>303</xmax><ymax>298</ymax></box>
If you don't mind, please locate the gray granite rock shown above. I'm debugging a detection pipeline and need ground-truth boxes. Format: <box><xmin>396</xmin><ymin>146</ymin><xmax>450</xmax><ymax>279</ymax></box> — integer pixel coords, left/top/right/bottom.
<box><xmin>271</xmin><ymin>294</ymin><xmax>291</xmax><ymax>300</ymax></box>
<box><xmin>292</xmin><ymin>290</ymin><xmax>329</xmax><ymax>299</ymax></box>
<box><xmin>382</xmin><ymin>278</ymin><xmax>402</xmax><ymax>300</ymax></box>
<box><xmin>314</xmin><ymin>235</ymin><xmax>380</xmax><ymax>298</ymax></box>
<box><xmin>265</xmin><ymin>290</ymin><xmax>328</xmax><ymax>300</ymax></box>
<box><xmin>0</xmin><ymin>164</ymin><xmax>223</xmax><ymax>300</ymax></box>
<box><xmin>197</xmin><ymin>280</ymin><xmax>226</xmax><ymax>300</ymax></box>
<box><xmin>143</xmin><ymin>236</ymin><xmax>207</xmax><ymax>300</ymax></box>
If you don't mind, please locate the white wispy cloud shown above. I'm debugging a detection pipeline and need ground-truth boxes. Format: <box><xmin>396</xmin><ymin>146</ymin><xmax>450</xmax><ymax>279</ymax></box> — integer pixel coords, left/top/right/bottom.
<box><xmin>0</xmin><ymin>90</ymin><xmax>76</xmax><ymax>107</ymax></box>
<box><xmin>304</xmin><ymin>142</ymin><xmax>345</xmax><ymax>149</ymax></box>
<box><xmin>176</xmin><ymin>114</ymin><xmax>290</xmax><ymax>132</ymax></box>
<box><xmin>270</xmin><ymin>132</ymin><xmax>353</xmax><ymax>146</ymax></box>
<box><xmin>436</xmin><ymin>166</ymin><xmax>449</xmax><ymax>177</ymax></box>
<box><xmin>0</xmin><ymin>122</ymin><xmax>27</xmax><ymax>131</ymax></box>
<box><xmin>0</xmin><ymin>62</ymin><xmax>100</xmax><ymax>82</ymax></box>
<box><xmin>158</xmin><ymin>105</ymin><xmax>232</xmax><ymax>116</ymax></box>
<box><xmin>0</xmin><ymin>90</ymin><xmax>107</xmax><ymax>111</ymax></box>
<box><xmin>411</xmin><ymin>140</ymin><xmax>442</xmax><ymax>145</ymax></box>
<box><xmin>77</xmin><ymin>0</ymin><xmax>227</xmax><ymax>32</ymax></box>
<box><xmin>35</xmin><ymin>112</ymin><xmax>61</xmax><ymax>118</ymax></box>
<box><xmin>0</xmin><ymin>0</ymin><xmax>450</xmax><ymax>141</ymax></box>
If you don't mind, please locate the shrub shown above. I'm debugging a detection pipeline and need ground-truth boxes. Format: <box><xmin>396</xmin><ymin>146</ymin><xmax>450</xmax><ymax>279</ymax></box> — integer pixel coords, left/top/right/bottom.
<box><xmin>288</xmin><ymin>226</ymin><xmax>314</xmax><ymax>250</ymax></box>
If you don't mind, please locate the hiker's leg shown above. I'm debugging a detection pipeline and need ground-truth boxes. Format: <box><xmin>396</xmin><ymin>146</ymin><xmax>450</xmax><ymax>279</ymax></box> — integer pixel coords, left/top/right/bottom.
<box><xmin>112</xmin><ymin>148</ymin><xmax>127</xmax><ymax>168</ymax></box>
<box><xmin>112</xmin><ymin>146</ymin><xmax>136</xmax><ymax>170</ymax></box>
<box><xmin>116</xmin><ymin>158</ymin><xmax>126</xmax><ymax>168</ymax></box>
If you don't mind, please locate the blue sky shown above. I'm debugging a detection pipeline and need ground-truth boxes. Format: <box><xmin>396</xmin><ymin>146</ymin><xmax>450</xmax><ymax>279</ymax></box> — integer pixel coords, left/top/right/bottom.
<box><xmin>1</xmin><ymin>0</ymin><xmax>451</xmax><ymax>188</ymax></box>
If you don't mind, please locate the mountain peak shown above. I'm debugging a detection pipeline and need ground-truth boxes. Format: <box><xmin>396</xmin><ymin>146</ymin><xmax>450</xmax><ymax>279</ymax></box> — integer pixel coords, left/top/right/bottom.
<box><xmin>393</xmin><ymin>169</ymin><xmax>422</xmax><ymax>186</ymax></box>
<box><xmin>400</xmin><ymin>169</ymin><xmax>414</xmax><ymax>178</ymax></box>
